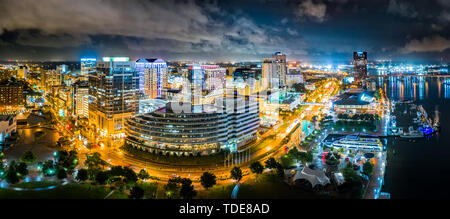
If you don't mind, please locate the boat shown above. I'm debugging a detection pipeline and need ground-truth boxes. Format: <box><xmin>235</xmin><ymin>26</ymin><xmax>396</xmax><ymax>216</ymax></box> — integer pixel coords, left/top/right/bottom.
<box><xmin>434</xmin><ymin>106</ymin><xmax>441</xmax><ymax>130</ymax></box>
<box><xmin>400</xmin><ymin>126</ymin><xmax>424</xmax><ymax>138</ymax></box>
<box><xmin>328</xmin><ymin>135</ymin><xmax>383</xmax><ymax>152</ymax></box>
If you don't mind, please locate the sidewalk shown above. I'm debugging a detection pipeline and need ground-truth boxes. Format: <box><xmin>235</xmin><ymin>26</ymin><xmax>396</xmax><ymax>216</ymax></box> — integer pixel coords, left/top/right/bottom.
<box><xmin>363</xmin><ymin>152</ymin><xmax>386</xmax><ymax>199</ymax></box>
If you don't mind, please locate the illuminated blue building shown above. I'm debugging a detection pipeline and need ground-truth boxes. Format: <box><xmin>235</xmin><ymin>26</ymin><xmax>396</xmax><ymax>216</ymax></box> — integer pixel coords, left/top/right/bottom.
<box><xmin>135</xmin><ymin>58</ymin><xmax>168</xmax><ymax>99</ymax></box>
<box><xmin>89</xmin><ymin>57</ymin><xmax>139</xmax><ymax>137</ymax></box>
<box><xmin>80</xmin><ymin>58</ymin><xmax>97</xmax><ymax>79</ymax></box>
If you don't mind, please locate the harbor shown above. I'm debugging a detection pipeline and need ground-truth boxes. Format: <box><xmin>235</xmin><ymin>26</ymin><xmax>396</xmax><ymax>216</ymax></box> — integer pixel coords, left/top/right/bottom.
<box><xmin>388</xmin><ymin>101</ymin><xmax>440</xmax><ymax>139</ymax></box>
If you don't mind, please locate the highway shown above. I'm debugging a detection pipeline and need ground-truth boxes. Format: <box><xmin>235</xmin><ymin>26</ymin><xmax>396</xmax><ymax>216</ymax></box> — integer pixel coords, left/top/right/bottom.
<box><xmin>51</xmin><ymin>79</ymin><xmax>340</xmax><ymax>184</ymax></box>
<box><xmin>86</xmin><ymin>80</ymin><xmax>340</xmax><ymax>182</ymax></box>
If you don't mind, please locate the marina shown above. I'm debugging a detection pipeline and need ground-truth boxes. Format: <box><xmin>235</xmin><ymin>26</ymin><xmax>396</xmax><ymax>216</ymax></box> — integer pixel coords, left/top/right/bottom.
<box><xmin>388</xmin><ymin>102</ymin><xmax>440</xmax><ymax>139</ymax></box>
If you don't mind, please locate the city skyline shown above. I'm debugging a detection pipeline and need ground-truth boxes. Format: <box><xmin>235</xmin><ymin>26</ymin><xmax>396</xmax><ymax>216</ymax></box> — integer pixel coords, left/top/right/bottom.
<box><xmin>1</xmin><ymin>0</ymin><xmax>450</xmax><ymax>63</ymax></box>
<box><xmin>1</xmin><ymin>0</ymin><xmax>450</xmax><ymax>204</ymax></box>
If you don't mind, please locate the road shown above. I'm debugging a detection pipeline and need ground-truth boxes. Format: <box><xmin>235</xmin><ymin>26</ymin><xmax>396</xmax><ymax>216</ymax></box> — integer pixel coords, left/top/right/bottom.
<box><xmin>47</xmin><ymin>79</ymin><xmax>340</xmax><ymax>184</ymax></box>
<box><xmin>90</xmin><ymin>80</ymin><xmax>340</xmax><ymax>181</ymax></box>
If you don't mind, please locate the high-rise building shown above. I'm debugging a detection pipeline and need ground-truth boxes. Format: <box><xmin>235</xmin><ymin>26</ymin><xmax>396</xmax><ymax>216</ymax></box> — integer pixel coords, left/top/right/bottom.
<box><xmin>57</xmin><ymin>64</ymin><xmax>69</xmax><ymax>74</ymax></box>
<box><xmin>262</xmin><ymin>52</ymin><xmax>287</xmax><ymax>90</ymax></box>
<box><xmin>41</xmin><ymin>69</ymin><xmax>62</xmax><ymax>91</ymax></box>
<box><xmin>88</xmin><ymin>57</ymin><xmax>139</xmax><ymax>137</ymax></box>
<box><xmin>185</xmin><ymin>65</ymin><xmax>226</xmax><ymax>105</ymax></box>
<box><xmin>124</xmin><ymin>96</ymin><xmax>259</xmax><ymax>156</ymax></box>
<box><xmin>0</xmin><ymin>115</ymin><xmax>17</xmax><ymax>149</ymax></box>
<box><xmin>17</xmin><ymin>66</ymin><xmax>28</xmax><ymax>79</ymax></box>
<box><xmin>233</xmin><ymin>68</ymin><xmax>256</xmax><ymax>82</ymax></box>
<box><xmin>0</xmin><ymin>79</ymin><xmax>25</xmax><ymax>108</ymax></box>
<box><xmin>286</xmin><ymin>66</ymin><xmax>303</xmax><ymax>87</ymax></box>
<box><xmin>135</xmin><ymin>58</ymin><xmax>168</xmax><ymax>99</ymax></box>
<box><xmin>353</xmin><ymin>51</ymin><xmax>368</xmax><ymax>84</ymax></box>
<box><xmin>72</xmin><ymin>80</ymin><xmax>89</xmax><ymax>118</ymax></box>
<box><xmin>80</xmin><ymin>58</ymin><xmax>97</xmax><ymax>80</ymax></box>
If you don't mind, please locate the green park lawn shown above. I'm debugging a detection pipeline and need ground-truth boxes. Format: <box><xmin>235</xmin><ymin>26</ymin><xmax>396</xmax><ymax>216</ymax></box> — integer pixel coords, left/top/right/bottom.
<box><xmin>121</xmin><ymin>144</ymin><xmax>225</xmax><ymax>165</ymax></box>
<box><xmin>0</xmin><ymin>182</ymin><xmax>128</xmax><ymax>199</ymax></box>
<box><xmin>197</xmin><ymin>172</ymin><xmax>332</xmax><ymax>199</ymax></box>
<box><xmin>12</xmin><ymin>181</ymin><xmax>59</xmax><ymax>189</ymax></box>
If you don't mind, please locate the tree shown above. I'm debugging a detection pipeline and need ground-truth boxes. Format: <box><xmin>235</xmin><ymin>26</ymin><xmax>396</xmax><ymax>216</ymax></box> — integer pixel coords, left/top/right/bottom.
<box><xmin>342</xmin><ymin>165</ymin><xmax>363</xmax><ymax>199</ymax></box>
<box><xmin>250</xmin><ymin>161</ymin><xmax>264</xmax><ymax>174</ymax></box>
<box><xmin>57</xmin><ymin>168</ymin><xmax>67</xmax><ymax>180</ymax></box>
<box><xmin>275</xmin><ymin>163</ymin><xmax>285</xmax><ymax>178</ymax></box>
<box><xmin>85</xmin><ymin>152</ymin><xmax>107</xmax><ymax>179</ymax></box>
<box><xmin>129</xmin><ymin>186</ymin><xmax>145</xmax><ymax>199</ymax></box>
<box><xmin>95</xmin><ymin>171</ymin><xmax>110</xmax><ymax>185</ymax></box>
<box><xmin>121</xmin><ymin>166</ymin><xmax>138</xmax><ymax>184</ymax></box>
<box><xmin>265</xmin><ymin>157</ymin><xmax>278</xmax><ymax>169</ymax></box>
<box><xmin>138</xmin><ymin>169</ymin><xmax>150</xmax><ymax>181</ymax></box>
<box><xmin>4</xmin><ymin>161</ymin><xmax>19</xmax><ymax>184</ymax></box>
<box><xmin>230</xmin><ymin>166</ymin><xmax>242</xmax><ymax>181</ymax></box>
<box><xmin>362</xmin><ymin>161</ymin><xmax>374</xmax><ymax>177</ymax></box>
<box><xmin>179</xmin><ymin>178</ymin><xmax>197</xmax><ymax>199</ymax></box>
<box><xmin>76</xmin><ymin>169</ymin><xmax>88</xmax><ymax>182</ymax></box>
<box><xmin>164</xmin><ymin>178</ymin><xmax>180</xmax><ymax>199</ymax></box>
<box><xmin>110</xmin><ymin>166</ymin><xmax>124</xmax><ymax>177</ymax></box>
<box><xmin>200</xmin><ymin>172</ymin><xmax>216</xmax><ymax>189</ymax></box>
<box><xmin>42</xmin><ymin>160</ymin><xmax>56</xmax><ymax>176</ymax></box>
<box><xmin>298</xmin><ymin>151</ymin><xmax>313</xmax><ymax>165</ymax></box>
<box><xmin>17</xmin><ymin>162</ymin><xmax>28</xmax><ymax>176</ymax></box>
<box><xmin>56</xmin><ymin>150</ymin><xmax>78</xmax><ymax>171</ymax></box>
<box><xmin>292</xmin><ymin>83</ymin><xmax>307</xmax><ymax>93</ymax></box>
<box><xmin>84</xmin><ymin>152</ymin><xmax>107</xmax><ymax>170</ymax></box>
<box><xmin>5</xmin><ymin>168</ymin><xmax>19</xmax><ymax>184</ymax></box>
<box><xmin>20</xmin><ymin>151</ymin><xmax>37</xmax><ymax>164</ymax></box>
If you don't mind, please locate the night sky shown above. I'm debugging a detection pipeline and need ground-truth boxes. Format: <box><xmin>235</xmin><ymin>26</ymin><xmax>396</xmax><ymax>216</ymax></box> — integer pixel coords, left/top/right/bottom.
<box><xmin>0</xmin><ymin>0</ymin><xmax>449</xmax><ymax>63</ymax></box>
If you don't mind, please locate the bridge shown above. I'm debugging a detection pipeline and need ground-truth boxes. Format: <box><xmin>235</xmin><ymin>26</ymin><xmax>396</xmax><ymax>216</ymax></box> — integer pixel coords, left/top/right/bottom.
<box><xmin>300</xmin><ymin>102</ymin><xmax>327</xmax><ymax>106</ymax></box>
<box><xmin>368</xmin><ymin>74</ymin><xmax>450</xmax><ymax>78</ymax></box>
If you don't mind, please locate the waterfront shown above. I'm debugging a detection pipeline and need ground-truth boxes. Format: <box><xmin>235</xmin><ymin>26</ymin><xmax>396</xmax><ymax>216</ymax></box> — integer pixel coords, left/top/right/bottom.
<box><xmin>379</xmin><ymin>76</ymin><xmax>450</xmax><ymax>199</ymax></box>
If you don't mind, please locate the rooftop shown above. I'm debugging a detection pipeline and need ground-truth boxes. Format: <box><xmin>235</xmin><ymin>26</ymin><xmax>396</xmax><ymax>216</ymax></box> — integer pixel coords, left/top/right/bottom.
<box><xmin>333</xmin><ymin>89</ymin><xmax>375</xmax><ymax>106</ymax></box>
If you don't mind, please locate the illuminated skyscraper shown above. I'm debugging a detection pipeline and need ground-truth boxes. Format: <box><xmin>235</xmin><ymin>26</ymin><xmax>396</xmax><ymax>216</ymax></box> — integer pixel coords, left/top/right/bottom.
<box><xmin>262</xmin><ymin>52</ymin><xmax>287</xmax><ymax>90</ymax></box>
<box><xmin>353</xmin><ymin>51</ymin><xmax>368</xmax><ymax>84</ymax></box>
<box><xmin>72</xmin><ymin>80</ymin><xmax>89</xmax><ymax>118</ymax></box>
<box><xmin>88</xmin><ymin>57</ymin><xmax>139</xmax><ymax>137</ymax></box>
<box><xmin>80</xmin><ymin>58</ymin><xmax>97</xmax><ymax>80</ymax></box>
<box><xmin>135</xmin><ymin>58</ymin><xmax>168</xmax><ymax>99</ymax></box>
<box><xmin>41</xmin><ymin>69</ymin><xmax>62</xmax><ymax>91</ymax></box>
<box><xmin>16</xmin><ymin>66</ymin><xmax>28</xmax><ymax>79</ymax></box>
<box><xmin>185</xmin><ymin>65</ymin><xmax>226</xmax><ymax>105</ymax></box>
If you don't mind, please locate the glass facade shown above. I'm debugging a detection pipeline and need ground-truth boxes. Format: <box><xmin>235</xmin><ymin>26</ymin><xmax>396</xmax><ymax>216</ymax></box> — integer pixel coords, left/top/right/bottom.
<box><xmin>125</xmin><ymin>97</ymin><xmax>260</xmax><ymax>156</ymax></box>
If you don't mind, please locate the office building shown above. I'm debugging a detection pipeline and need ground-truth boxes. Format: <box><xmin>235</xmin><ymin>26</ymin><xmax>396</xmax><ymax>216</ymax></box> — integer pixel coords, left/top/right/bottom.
<box><xmin>353</xmin><ymin>51</ymin><xmax>368</xmax><ymax>84</ymax></box>
<box><xmin>57</xmin><ymin>64</ymin><xmax>69</xmax><ymax>74</ymax></box>
<box><xmin>0</xmin><ymin>79</ymin><xmax>25</xmax><ymax>108</ymax></box>
<box><xmin>0</xmin><ymin>115</ymin><xmax>17</xmax><ymax>150</ymax></box>
<box><xmin>135</xmin><ymin>58</ymin><xmax>168</xmax><ymax>99</ymax></box>
<box><xmin>88</xmin><ymin>57</ymin><xmax>139</xmax><ymax>137</ymax></box>
<box><xmin>72</xmin><ymin>80</ymin><xmax>89</xmax><ymax>118</ymax></box>
<box><xmin>17</xmin><ymin>66</ymin><xmax>28</xmax><ymax>79</ymax></box>
<box><xmin>262</xmin><ymin>52</ymin><xmax>287</xmax><ymax>90</ymax></box>
<box><xmin>41</xmin><ymin>69</ymin><xmax>62</xmax><ymax>91</ymax></box>
<box><xmin>332</xmin><ymin>88</ymin><xmax>377</xmax><ymax>114</ymax></box>
<box><xmin>286</xmin><ymin>65</ymin><xmax>303</xmax><ymax>87</ymax></box>
<box><xmin>184</xmin><ymin>65</ymin><xmax>226</xmax><ymax>105</ymax></box>
<box><xmin>124</xmin><ymin>96</ymin><xmax>260</xmax><ymax>156</ymax></box>
<box><xmin>80</xmin><ymin>58</ymin><xmax>97</xmax><ymax>80</ymax></box>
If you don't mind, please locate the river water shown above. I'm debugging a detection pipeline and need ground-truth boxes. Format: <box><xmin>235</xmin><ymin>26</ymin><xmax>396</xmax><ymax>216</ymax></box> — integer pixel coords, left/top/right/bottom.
<box><xmin>377</xmin><ymin>76</ymin><xmax>450</xmax><ymax>199</ymax></box>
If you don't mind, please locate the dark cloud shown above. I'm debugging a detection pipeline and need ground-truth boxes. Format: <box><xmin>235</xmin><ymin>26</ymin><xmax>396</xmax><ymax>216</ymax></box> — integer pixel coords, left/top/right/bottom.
<box><xmin>295</xmin><ymin>0</ymin><xmax>328</xmax><ymax>22</ymax></box>
<box><xmin>0</xmin><ymin>0</ymin><xmax>448</xmax><ymax>62</ymax></box>
<box><xmin>387</xmin><ymin>0</ymin><xmax>418</xmax><ymax>18</ymax></box>
<box><xmin>401</xmin><ymin>35</ymin><xmax>450</xmax><ymax>53</ymax></box>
